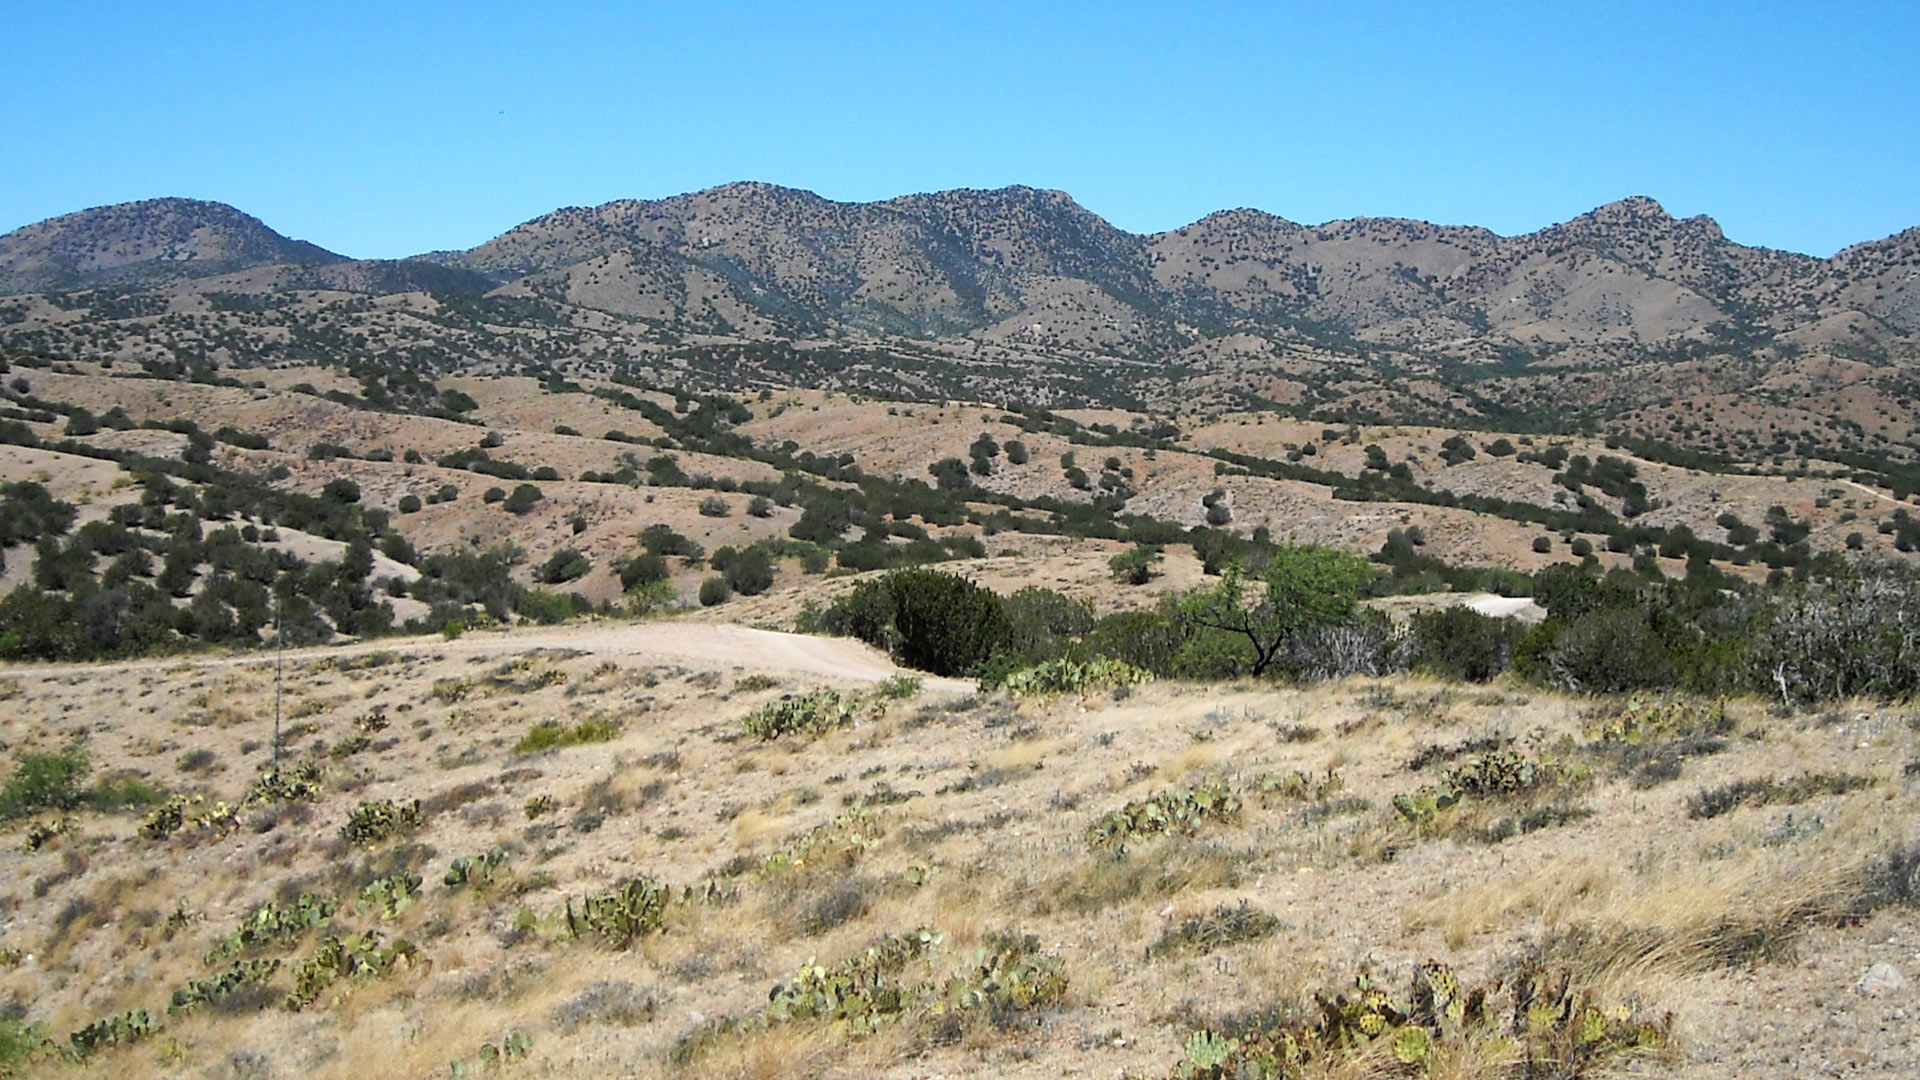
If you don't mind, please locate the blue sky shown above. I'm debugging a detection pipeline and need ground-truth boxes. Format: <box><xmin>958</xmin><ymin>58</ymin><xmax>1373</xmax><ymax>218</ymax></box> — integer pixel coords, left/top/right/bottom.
<box><xmin>3</xmin><ymin>2</ymin><xmax>1915</xmax><ymax>259</ymax></box>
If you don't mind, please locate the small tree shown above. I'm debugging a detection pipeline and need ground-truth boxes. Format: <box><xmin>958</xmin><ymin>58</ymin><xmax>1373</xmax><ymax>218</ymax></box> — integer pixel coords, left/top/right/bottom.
<box><xmin>534</xmin><ymin>547</ymin><xmax>592</xmax><ymax>584</ymax></box>
<box><xmin>503</xmin><ymin>484</ymin><xmax>544</xmax><ymax>515</ymax></box>
<box><xmin>1178</xmin><ymin>546</ymin><xmax>1372</xmax><ymax>677</ymax></box>
<box><xmin>698</xmin><ymin>576</ymin><xmax>732</xmax><ymax>607</ymax></box>
<box><xmin>1004</xmin><ymin>440</ymin><xmax>1029</xmax><ymax>465</ymax></box>
<box><xmin>1109</xmin><ymin>543</ymin><xmax>1163</xmax><ymax>585</ymax></box>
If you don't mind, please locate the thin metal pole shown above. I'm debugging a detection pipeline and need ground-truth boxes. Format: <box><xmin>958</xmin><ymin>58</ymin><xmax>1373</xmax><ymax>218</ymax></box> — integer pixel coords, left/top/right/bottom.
<box><xmin>273</xmin><ymin>591</ymin><xmax>283</xmax><ymax>773</ymax></box>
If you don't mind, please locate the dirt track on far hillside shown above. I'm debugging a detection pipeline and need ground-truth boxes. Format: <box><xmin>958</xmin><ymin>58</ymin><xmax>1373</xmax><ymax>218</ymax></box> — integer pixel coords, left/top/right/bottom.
<box><xmin>0</xmin><ymin>621</ymin><xmax>976</xmax><ymax>693</ymax></box>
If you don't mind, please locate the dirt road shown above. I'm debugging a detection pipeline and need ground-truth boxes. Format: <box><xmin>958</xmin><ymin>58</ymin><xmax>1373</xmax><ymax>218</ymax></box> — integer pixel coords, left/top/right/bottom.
<box><xmin>0</xmin><ymin>620</ymin><xmax>977</xmax><ymax>694</ymax></box>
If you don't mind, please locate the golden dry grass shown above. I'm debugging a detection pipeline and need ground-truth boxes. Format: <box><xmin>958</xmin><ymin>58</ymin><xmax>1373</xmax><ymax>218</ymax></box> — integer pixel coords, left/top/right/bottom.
<box><xmin>0</xmin><ymin>639</ymin><xmax>1912</xmax><ymax>1078</ymax></box>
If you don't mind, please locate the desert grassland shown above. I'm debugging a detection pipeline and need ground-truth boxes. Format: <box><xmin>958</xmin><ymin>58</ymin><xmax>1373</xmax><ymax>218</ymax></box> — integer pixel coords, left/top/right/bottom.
<box><xmin>0</xmin><ymin>641</ymin><xmax>1915</xmax><ymax>1079</ymax></box>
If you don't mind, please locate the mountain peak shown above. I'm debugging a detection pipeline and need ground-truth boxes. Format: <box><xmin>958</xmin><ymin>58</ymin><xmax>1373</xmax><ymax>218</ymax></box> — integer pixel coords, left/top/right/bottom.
<box><xmin>0</xmin><ymin>197</ymin><xmax>344</xmax><ymax>293</ymax></box>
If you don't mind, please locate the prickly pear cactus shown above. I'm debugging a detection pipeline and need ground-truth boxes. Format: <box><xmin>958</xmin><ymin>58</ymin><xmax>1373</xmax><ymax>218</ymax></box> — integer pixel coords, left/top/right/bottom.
<box><xmin>567</xmin><ymin>876</ymin><xmax>668</xmax><ymax>948</ymax></box>
<box><xmin>1001</xmin><ymin>657</ymin><xmax>1153</xmax><ymax>699</ymax></box>
<box><xmin>1087</xmin><ymin>778</ymin><xmax>1240</xmax><ymax>851</ymax></box>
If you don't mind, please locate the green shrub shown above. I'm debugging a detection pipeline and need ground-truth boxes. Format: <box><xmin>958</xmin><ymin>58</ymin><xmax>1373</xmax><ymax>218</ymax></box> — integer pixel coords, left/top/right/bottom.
<box><xmin>0</xmin><ymin>750</ymin><xmax>88</xmax><ymax>819</ymax></box>
<box><xmin>515</xmin><ymin>717</ymin><xmax>621</xmax><ymax>754</ymax></box>
<box><xmin>619</xmin><ymin>552</ymin><xmax>670</xmax><ymax>589</ymax></box>
<box><xmin>503</xmin><ymin>484</ymin><xmax>544</xmax><ymax>515</ymax></box>
<box><xmin>698</xmin><ymin>496</ymin><xmax>730</xmax><ymax>518</ymax></box>
<box><xmin>698</xmin><ymin>576</ymin><xmax>732</xmax><ymax>606</ymax></box>
<box><xmin>820</xmin><ymin>568</ymin><xmax>1011</xmax><ymax>677</ymax></box>
<box><xmin>1409</xmin><ymin>606</ymin><xmax>1521</xmax><ymax>683</ymax></box>
<box><xmin>534</xmin><ymin>547</ymin><xmax>592</xmax><ymax>584</ymax></box>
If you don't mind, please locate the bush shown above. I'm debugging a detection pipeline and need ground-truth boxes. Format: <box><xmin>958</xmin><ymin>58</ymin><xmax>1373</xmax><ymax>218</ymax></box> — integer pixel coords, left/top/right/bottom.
<box><xmin>619</xmin><ymin>552</ymin><xmax>670</xmax><ymax>590</ymax></box>
<box><xmin>1110</xmin><ymin>543</ymin><xmax>1162</xmax><ymax>585</ymax></box>
<box><xmin>1547</xmin><ymin>608</ymin><xmax>1679</xmax><ymax>693</ymax></box>
<box><xmin>534</xmin><ymin>547</ymin><xmax>592</xmax><ymax>584</ymax></box>
<box><xmin>819</xmin><ymin>568</ymin><xmax>1011</xmax><ymax>677</ymax></box>
<box><xmin>482</xmin><ymin>487</ymin><xmax>506</xmax><ymax>504</ymax></box>
<box><xmin>397</xmin><ymin>494</ymin><xmax>422</xmax><ymax>514</ymax></box>
<box><xmin>722</xmin><ymin>546</ymin><xmax>774</xmax><ymax>596</ymax></box>
<box><xmin>503</xmin><ymin>484</ymin><xmax>544</xmax><ymax>515</ymax></box>
<box><xmin>1410</xmin><ymin>606</ymin><xmax>1521</xmax><ymax>683</ymax></box>
<box><xmin>516</xmin><ymin>718</ymin><xmax>621</xmax><ymax>755</ymax></box>
<box><xmin>1532</xmin><ymin>535</ymin><xmax>1552</xmax><ymax>554</ymax></box>
<box><xmin>747</xmin><ymin>495</ymin><xmax>774</xmax><ymax>518</ymax></box>
<box><xmin>0</xmin><ymin>749</ymin><xmax>88</xmax><ymax>819</ymax></box>
<box><xmin>698</xmin><ymin>576</ymin><xmax>732</xmax><ymax>606</ymax></box>
<box><xmin>698</xmin><ymin>496</ymin><xmax>730</xmax><ymax>518</ymax></box>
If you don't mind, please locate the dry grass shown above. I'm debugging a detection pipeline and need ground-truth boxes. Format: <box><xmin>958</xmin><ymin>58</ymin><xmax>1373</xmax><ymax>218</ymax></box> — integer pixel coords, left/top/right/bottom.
<box><xmin>0</xmin><ymin>639</ymin><xmax>1912</xmax><ymax>1080</ymax></box>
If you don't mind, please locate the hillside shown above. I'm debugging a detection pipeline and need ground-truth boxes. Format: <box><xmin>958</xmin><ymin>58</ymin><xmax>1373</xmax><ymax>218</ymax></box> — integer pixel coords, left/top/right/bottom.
<box><xmin>2</xmin><ymin>186</ymin><xmax>1917</xmax><ymax>473</ymax></box>
<box><xmin>0</xmin><ymin>620</ymin><xmax>1914</xmax><ymax>1078</ymax></box>
<box><xmin>0</xmin><ymin>275</ymin><xmax>1918</xmax><ymax>1079</ymax></box>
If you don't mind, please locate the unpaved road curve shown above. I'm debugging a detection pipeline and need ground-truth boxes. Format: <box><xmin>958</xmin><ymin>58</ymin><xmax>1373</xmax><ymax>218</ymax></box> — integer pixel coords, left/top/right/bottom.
<box><xmin>0</xmin><ymin>621</ymin><xmax>977</xmax><ymax>694</ymax></box>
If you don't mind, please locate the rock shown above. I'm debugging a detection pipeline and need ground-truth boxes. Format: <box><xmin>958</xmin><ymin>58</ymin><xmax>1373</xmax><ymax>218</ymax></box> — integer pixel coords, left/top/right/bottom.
<box><xmin>1856</xmin><ymin>963</ymin><xmax>1909</xmax><ymax>998</ymax></box>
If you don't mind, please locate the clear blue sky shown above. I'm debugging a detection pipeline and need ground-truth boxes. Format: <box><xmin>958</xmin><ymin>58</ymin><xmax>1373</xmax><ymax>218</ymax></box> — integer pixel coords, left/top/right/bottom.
<box><xmin>4</xmin><ymin>2</ymin><xmax>1915</xmax><ymax>259</ymax></box>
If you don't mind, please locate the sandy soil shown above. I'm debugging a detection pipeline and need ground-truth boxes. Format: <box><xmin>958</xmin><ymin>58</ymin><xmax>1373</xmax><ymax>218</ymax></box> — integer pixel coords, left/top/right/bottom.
<box><xmin>0</xmin><ymin>619</ymin><xmax>974</xmax><ymax>695</ymax></box>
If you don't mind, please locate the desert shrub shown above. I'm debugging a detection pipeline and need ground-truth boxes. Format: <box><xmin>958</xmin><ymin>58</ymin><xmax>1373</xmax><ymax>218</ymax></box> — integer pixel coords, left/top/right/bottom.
<box><xmin>553</xmin><ymin>980</ymin><xmax>654</xmax><ymax>1030</ymax></box>
<box><xmin>618</xmin><ymin>552</ymin><xmax>670</xmax><ymax>589</ymax></box>
<box><xmin>0</xmin><ymin>749</ymin><xmax>88</xmax><ymax>819</ymax></box>
<box><xmin>639</xmin><ymin>523</ymin><xmax>703</xmax><ymax>559</ymax></box>
<box><xmin>1110</xmin><ymin>543</ymin><xmax>1163</xmax><ymax>585</ymax></box>
<box><xmin>514</xmin><ymin>717</ymin><xmax>620</xmax><ymax>754</ymax></box>
<box><xmin>1146</xmin><ymin>902</ymin><xmax>1283</xmax><ymax>960</ymax></box>
<box><xmin>397</xmin><ymin>494</ymin><xmax>422</xmax><ymax>514</ymax></box>
<box><xmin>747</xmin><ymin>495</ymin><xmax>774</xmax><ymax>518</ymax></box>
<box><xmin>697</xmin><ymin>576</ymin><xmax>732</xmax><ymax>606</ymax></box>
<box><xmin>1288</xmin><ymin>614</ymin><xmax>1407</xmax><ymax>681</ymax></box>
<box><xmin>714</xmin><ymin>545</ymin><xmax>774</xmax><ymax>596</ymax></box>
<box><xmin>1747</xmin><ymin>558</ymin><xmax>1920</xmax><ymax>703</ymax></box>
<box><xmin>697</xmin><ymin>496</ymin><xmax>730</xmax><ymax>518</ymax></box>
<box><xmin>1546</xmin><ymin>607</ymin><xmax>1680</xmax><ymax>693</ymax></box>
<box><xmin>820</xmin><ymin>568</ymin><xmax>1011</xmax><ymax>677</ymax></box>
<box><xmin>1409</xmin><ymin>606</ymin><xmax>1522</xmax><ymax>683</ymax></box>
<box><xmin>1080</xmin><ymin>607</ymin><xmax>1187</xmax><ymax>675</ymax></box>
<box><xmin>514</xmin><ymin>588</ymin><xmax>590</xmax><ymax>625</ymax></box>
<box><xmin>503</xmin><ymin>484</ymin><xmax>544</xmax><ymax>515</ymax></box>
<box><xmin>1001</xmin><ymin>586</ymin><xmax>1095</xmax><ymax>663</ymax></box>
<box><xmin>533</xmin><ymin>547</ymin><xmax>592</xmax><ymax>584</ymax></box>
<box><xmin>1687</xmin><ymin>772</ymin><xmax>1875</xmax><ymax>820</ymax></box>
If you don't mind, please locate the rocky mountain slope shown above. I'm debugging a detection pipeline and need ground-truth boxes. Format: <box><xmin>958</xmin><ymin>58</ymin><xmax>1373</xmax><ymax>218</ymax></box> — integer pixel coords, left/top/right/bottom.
<box><xmin>2</xmin><ymin>185</ymin><xmax>1918</xmax><ymax>469</ymax></box>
